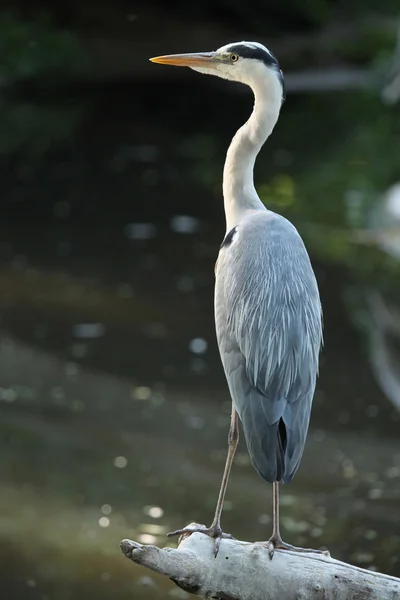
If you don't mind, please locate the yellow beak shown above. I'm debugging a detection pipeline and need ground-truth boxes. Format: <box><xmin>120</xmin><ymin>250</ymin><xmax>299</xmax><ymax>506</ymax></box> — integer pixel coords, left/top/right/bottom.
<box><xmin>149</xmin><ymin>52</ymin><xmax>217</xmax><ymax>68</ymax></box>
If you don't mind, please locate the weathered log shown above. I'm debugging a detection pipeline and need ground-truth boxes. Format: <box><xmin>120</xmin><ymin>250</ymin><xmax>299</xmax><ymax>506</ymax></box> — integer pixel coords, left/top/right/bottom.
<box><xmin>120</xmin><ymin>524</ymin><xmax>400</xmax><ymax>600</ymax></box>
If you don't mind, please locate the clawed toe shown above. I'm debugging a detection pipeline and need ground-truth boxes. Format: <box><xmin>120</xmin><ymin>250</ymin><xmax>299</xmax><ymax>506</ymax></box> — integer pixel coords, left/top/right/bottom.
<box><xmin>167</xmin><ymin>523</ymin><xmax>235</xmax><ymax>557</ymax></box>
<box><xmin>267</xmin><ymin>540</ymin><xmax>275</xmax><ymax>560</ymax></box>
<box><xmin>265</xmin><ymin>535</ymin><xmax>329</xmax><ymax>561</ymax></box>
<box><xmin>167</xmin><ymin>522</ymin><xmax>212</xmax><ymax>540</ymax></box>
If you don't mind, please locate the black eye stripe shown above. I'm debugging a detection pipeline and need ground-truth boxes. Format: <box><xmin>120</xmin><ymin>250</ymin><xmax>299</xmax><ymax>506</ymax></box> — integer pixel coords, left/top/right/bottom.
<box><xmin>226</xmin><ymin>44</ymin><xmax>279</xmax><ymax>69</ymax></box>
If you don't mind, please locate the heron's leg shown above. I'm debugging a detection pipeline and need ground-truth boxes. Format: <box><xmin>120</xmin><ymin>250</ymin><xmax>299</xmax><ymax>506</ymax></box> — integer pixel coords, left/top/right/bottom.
<box><xmin>271</xmin><ymin>481</ymin><xmax>281</xmax><ymax>542</ymax></box>
<box><xmin>167</xmin><ymin>408</ymin><xmax>239</xmax><ymax>556</ymax></box>
<box><xmin>266</xmin><ymin>482</ymin><xmax>330</xmax><ymax>560</ymax></box>
<box><xmin>209</xmin><ymin>407</ymin><xmax>239</xmax><ymax>531</ymax></box>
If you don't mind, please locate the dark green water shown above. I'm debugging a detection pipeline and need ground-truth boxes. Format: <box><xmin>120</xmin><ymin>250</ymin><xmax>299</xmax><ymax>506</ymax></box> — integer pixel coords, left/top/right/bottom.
<box><xmin>1</xmin><ymin>82</ymin><xmax>400</xmax><ymax>599</ymax></box>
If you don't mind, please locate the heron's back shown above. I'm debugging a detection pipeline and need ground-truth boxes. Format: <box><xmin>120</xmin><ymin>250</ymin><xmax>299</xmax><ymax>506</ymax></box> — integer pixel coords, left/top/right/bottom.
<box><xmin>215</xmin><ymin>210</ymin><xmax>322</xmax><ymax>484</ymax></box>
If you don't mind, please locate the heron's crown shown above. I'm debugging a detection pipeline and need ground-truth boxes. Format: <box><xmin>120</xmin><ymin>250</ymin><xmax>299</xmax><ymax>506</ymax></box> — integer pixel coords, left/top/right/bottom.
<box><xmin>222</xmin><ymin>42</ymin><xmax>280</xmax><ymax>69</ymax></box>
<box><xmin>220</xmin><ymin>41</ymin><xmax>285</xmax><ymax>100</ymax></box>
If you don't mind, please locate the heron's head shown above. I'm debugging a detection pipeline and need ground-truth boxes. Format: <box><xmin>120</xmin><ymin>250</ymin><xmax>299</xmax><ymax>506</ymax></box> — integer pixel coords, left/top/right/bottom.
<box><xmin>150</xmin><ymin>41</ymin><xmax>285</xmax><ymax>103</ymax></box>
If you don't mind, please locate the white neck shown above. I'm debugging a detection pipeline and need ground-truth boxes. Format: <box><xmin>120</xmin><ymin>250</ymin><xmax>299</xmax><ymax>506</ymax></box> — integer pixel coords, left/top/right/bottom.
<box><xmin>222</xmin><ymin>72</ymin><xmax>283</xmax><ymax>231</ymax></box>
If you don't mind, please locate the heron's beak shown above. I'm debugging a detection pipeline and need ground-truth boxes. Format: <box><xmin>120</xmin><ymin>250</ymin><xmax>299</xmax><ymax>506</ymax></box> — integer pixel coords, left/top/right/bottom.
<box><xmin>149</xmin><ymin>52</ymin><xmax>218</xmax><ymax>68</ymax></box>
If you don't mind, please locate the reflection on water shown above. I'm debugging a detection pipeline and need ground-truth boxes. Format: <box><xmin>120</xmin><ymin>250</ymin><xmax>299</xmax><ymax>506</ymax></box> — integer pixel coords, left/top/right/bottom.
<box><xmin>1</xmin><ymin>330</ymin><xmax>400</xmax><ymax>599</ymax></box>
<box><xmin>1</xmin><ymin>81</ymin><xmax>400</xmax><ymax>600</ymax></box>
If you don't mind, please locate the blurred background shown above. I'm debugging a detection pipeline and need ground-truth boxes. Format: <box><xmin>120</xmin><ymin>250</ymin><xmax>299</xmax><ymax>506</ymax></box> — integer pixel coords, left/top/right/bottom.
<box><xmin>1</xmin><ymin>0</ymin><xmax>400</xmax><ymax>598</ymax></box>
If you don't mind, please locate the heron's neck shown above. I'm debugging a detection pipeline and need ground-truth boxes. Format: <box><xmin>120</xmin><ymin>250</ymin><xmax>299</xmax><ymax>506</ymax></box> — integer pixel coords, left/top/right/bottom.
<box><xmin>223</xmin><ymin>75</ymin><xmax>282</xmax><ymax>231</ymax></box>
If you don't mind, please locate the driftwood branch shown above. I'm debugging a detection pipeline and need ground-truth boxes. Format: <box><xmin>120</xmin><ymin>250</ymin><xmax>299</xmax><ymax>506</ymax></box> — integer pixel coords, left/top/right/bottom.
<box><xmin>120</xmin><ymin>523</ymin><xmax>400</xmax><ymax>600</ymax></box>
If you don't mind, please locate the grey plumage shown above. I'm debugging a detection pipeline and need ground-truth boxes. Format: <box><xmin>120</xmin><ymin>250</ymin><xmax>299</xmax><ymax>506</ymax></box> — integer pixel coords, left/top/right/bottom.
<box><xmin>151</xmin><ymin>39</ymin><xmax>325</xmax><ymax>556</ymax></box>
<box><xmin>215</xmin><ymin>211</ymin><xmax>322</xmax><ymax>484</ymax></box>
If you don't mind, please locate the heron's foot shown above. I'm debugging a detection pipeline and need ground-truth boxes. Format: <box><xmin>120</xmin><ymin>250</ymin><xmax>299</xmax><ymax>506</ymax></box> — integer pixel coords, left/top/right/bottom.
<box><xmin>167</xmin><ymin>522</ymin><xmax>235</xmax><ymax>557</ymax></box>
<box><xmin>265</xmin><ymin>534</ymin><xmax>330</xmax><ymax>561</ymax></box>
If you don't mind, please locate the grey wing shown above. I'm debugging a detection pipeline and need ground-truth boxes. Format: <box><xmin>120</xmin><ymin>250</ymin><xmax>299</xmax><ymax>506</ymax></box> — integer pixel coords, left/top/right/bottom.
<box><xmin>215</xmin><ymin>213</ymin><xmax>322</xmax><ymax>483</ymax></box>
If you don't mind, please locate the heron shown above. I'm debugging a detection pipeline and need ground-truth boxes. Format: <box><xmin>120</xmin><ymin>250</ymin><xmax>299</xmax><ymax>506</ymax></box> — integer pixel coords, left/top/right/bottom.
<box><xmin>150</xmin><ymin>41</ymin><xmax>324</xmax><ymax>559</ymax></box>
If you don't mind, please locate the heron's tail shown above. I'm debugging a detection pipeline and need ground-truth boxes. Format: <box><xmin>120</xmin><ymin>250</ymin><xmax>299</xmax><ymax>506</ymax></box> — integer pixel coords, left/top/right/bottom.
<box><xmin>239</xmin><ymin>403</ymin><xmax>285</xmax><ymax>482</ymax></box>
<box><xmin>238</xmin><ymin>392</ymin><xmax>309</xmax><ymax>484</ymax></box>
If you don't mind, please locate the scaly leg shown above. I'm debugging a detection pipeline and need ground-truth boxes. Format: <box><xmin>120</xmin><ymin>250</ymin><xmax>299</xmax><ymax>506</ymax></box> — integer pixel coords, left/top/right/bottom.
<box><xmin>168</xmin><ymin>407</ymin><xmax>239</xmax><ymax>557</ymax></box>
<box><xmin>266</xmin><ymin>482</ymin><xmax>330</xmax><ymax>560</ymax></box>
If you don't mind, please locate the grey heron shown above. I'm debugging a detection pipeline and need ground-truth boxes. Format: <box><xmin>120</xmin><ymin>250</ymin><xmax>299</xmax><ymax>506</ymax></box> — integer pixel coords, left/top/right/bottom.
<box><xmin>150</xmin><ymin>41</ymin><xmax>324</xmax><ymax>559</ymax></box>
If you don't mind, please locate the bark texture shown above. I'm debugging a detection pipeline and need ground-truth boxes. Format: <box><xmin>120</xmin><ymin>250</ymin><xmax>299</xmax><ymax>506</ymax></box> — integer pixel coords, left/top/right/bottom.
<box><xmin>120</xmin><ymin>524</ymin><xmax>400</xmax><ymax>600</ymax></box>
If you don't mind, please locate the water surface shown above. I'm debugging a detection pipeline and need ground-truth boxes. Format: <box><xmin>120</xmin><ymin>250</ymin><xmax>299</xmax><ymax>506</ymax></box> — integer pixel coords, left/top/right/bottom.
<box><xmin>1</xmin><ymin>82</ymin><xmax>399</xmax><ymax>599</ymax></box>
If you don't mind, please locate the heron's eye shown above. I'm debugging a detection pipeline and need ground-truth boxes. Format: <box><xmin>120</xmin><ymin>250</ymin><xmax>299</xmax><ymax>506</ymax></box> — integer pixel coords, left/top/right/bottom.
<box><xmin>230</xmin><ymin>53</ymin><xmax>239</xmax><ymax>63</ymax></box>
